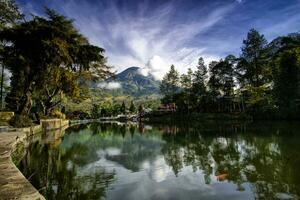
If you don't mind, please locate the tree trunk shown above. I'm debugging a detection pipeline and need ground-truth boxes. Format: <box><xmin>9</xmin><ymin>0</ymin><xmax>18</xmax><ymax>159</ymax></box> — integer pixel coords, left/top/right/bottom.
<box><xmin>19</xmin><ymin>90</ymin><xmax>33</xmax><ymax>115</ymax></box>
<box><xmin>0</xmin><ymin>65</ymin><xmax>4</xmax><ymax>110</ymax></box>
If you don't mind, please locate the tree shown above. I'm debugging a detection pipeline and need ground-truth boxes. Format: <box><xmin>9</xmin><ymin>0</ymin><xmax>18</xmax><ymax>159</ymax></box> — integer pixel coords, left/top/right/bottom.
<box><xmin>36</xmin><ymin>68</ymin><xmax>81</xmax><ymax>115</ymax></box>
<box><xmin>160</xmin><ymin>65</ymin><xmax>180</xmax><ymax>103</ymax></box>
<box><xmin>273</xmin><ymin>49</ymin><xmax>300</xmax><ymax>111</ymax></box>
<box><xmin>129</xmin><ymin>101</ymin><xmax>136</xmax><ymax>113</ymax></box>
<box><xmin>238</xmin><ymin>29</ymin><xmax>268</xmax><ymax>88</ymax></box>
<box><xmin>120</xmin><ymin>101</ymin><xmax>126</xmax><ymax>114</ymax></box>
<box><xmin>0</xmin><ymin>0</ymin><xmax>22</xmax><ymax>109</ymax></box>
<box><xmin>222</xmin><ymin>55</ymin><xmax>236</xmax><ymax>97</ymax></box>
<box><xmin>209</xmin><ymin>56</ymin><xmax>236</xmax><ymax>97</ymax></box>
<box><xmin>0</xmin><ymin>8</ymin><xmax>110</xmax><ymax>117</ymax></box>
<box><xmin>180</xmin><ymin>68</ymin><xmax>193</xmax><ymax>113</ymax></box>
<box><xmin>192</xmin><ymin>57</ymin><xmax>208</xmax><ymax>111</ymax></box>
<box><xmin>0</xmin><ymin>69</ymin><xmax>8</xmax><ymax>107</ymax></box>
<box><xmin>180</xmin><ymin>68</ymin><xmax>193</xmax><ymax>91</ymax></box>
<box><xmin>138</xmin><ymin>104</ymin><xmax>144</xmax><ymax>116</ymax></box>
<box><xmin>91</xmin><ymin>104</ymin><xmax>100</xmax><ymax>119</ymax></box>
<box><xmin>0</xmin><ymin>0</ymin><xmax>22</xmax><ymax>29</ymax></box>
<box><xmin>207</xmin><ymin>61</ymin><xmax>220</xmax><ymax>98</ymax></box>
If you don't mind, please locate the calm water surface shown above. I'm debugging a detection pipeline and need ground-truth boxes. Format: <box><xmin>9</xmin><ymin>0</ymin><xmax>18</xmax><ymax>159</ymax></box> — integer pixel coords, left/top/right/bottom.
<box><xmin>17</xmin><ymin>121</ymin><xmax>300</xmax><ymax>200</ymax></box>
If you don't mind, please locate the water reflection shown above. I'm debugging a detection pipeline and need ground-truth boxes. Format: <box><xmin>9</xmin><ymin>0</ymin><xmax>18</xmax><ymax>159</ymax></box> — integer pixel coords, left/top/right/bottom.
<box><xmin>17</xmin><ymin>121</ymin><xmax>300</xmax><ymax>200</ymax></box>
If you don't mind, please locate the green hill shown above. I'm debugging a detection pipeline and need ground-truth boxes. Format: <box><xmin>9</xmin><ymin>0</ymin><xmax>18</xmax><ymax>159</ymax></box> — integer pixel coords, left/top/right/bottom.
<box><xmin>98</xmin><ymin>67</ymin><xmax>161</xmax><ymax>97</ymax></box>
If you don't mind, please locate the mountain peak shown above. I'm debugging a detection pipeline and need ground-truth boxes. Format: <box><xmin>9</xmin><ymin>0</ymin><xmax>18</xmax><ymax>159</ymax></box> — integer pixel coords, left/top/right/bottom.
<box><xmin>118</xmin><ymin>66</ymin><xmax>141</xmax><ymax>76</ymax></box>
<box><xmin>106</xmin><ymin>67</ymin><xmax>160</xmax><ymax>96</ymax></box>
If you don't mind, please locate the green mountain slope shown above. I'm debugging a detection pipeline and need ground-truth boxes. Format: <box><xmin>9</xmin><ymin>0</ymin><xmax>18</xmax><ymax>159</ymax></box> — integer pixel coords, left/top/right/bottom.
<box><xmin>99</xmin><ymin>67</ymin><xmax>161</xmax><ymax>97</ymax></box>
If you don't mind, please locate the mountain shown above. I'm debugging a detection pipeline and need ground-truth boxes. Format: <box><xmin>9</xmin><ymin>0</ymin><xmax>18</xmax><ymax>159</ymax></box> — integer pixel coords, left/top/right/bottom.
<box><xmin>266</xmin><ymin>32</ymin><xmax>300</xmax><ymax>56</ymax></box>
<box><xmin>102</xmin><ymin>67</ymin><xmax>161</xmax><ymax>97</ymax></box>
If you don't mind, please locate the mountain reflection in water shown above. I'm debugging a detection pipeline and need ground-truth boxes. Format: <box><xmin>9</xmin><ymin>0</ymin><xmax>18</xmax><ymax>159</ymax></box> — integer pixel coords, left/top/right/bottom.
<box><xmin>17</xmin><ymin>122</ymin><xmax>300</xmax><ymax>200</ymax></box>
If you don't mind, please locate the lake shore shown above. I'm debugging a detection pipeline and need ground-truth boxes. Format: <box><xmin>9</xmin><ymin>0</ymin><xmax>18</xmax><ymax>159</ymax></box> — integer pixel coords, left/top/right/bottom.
<box><xmin>0</xmin><ymin>128</ymin><xmax>45</xmax><ymax>200</ymax></box>
<box><xmin>0</xmin><ymin>119</ymin><xmax>69</xmax><ymax>200</ymax></box>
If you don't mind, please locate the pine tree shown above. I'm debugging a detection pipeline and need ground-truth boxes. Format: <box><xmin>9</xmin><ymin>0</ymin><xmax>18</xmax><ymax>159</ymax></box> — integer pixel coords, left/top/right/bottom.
<box><xmin>160</xmin><ymin>65</ymin><xmax>180</xmax><ymax>103</ymax></box>
<box><xmin>129</xmin><ymin>101</ymin><xmax>136</xmax><ymax>113</ymax></box>
<box><xmin>238</xmin><ymin>29</ymin><xmax>268</xmax><ymax>87</ymax></box>
<box><xmin>121</xmin><ymin>101</ymin><xmax>126</xmax><ymax>114</ymax></box>
<box><xmin>180</xmin><ymin>68</ymin><xmax>193</xmax><ymax>91</ymax></box>
<box><xmin>191</xmin><ymin>57</ymin><xmax>208</xmax><ymax>110</ymax></box>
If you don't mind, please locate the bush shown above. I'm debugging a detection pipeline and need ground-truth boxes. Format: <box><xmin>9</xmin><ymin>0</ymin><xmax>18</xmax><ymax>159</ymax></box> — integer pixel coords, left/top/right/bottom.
<box><xmin>66</xmin><ymin>110</ymin><xmax>90</xmax><ymax>120</ymax></box>
<box><xmin>9</xmin><ymin>114</ymin><xmax>33</xmax><ymax>128</ymax></box>
<box><xmin>50</xmin><ymin>110</ymin><xmax>66</xmax><ymax>119</ymax></box>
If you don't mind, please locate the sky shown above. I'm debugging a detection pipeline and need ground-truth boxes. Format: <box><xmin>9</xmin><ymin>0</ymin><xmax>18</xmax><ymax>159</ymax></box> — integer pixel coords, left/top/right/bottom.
<box><xmin>16</xmin><ymin>0</ymin><xmax>300</xmax><ymax>80</ymax></box>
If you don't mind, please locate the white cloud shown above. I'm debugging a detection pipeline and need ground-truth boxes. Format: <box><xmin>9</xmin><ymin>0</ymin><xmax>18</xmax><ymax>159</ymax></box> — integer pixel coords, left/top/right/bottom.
<box><xmin>141</xmin><ymin>55</ymin><xmax>169</xmax><ymax>80</ymax></box>
<box><xmin>18</xmin><ymin>0</ymin><xmax>239</xmax><ymax>80</ymax></box>
<box><xmin>55</xmin><ymin>1</ymin><xmax>235</xmax><ymax>79</ymax></box>
<box><xmin>97</xmin><ymin>82</ymin><xmax>122</xmax><ymax>90</ymax></box>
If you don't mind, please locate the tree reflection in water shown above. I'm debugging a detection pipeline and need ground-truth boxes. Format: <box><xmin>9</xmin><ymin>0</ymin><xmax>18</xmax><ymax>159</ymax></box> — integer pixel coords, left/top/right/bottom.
<box><xmin>17</xmin><ymin>121</ymin><xmax>300</xmax><ymax>200</ymax></box>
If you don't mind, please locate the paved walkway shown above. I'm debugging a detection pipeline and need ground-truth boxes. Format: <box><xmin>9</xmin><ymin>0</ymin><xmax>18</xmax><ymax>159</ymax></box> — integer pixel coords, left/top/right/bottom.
<box><xmin>0</xmin><ymin>131</ymin><xmax>45</xmax><ymax>200</ymax></box>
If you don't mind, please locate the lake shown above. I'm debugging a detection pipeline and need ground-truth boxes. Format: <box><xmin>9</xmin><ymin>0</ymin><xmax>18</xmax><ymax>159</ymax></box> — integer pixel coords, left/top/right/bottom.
<box><xmin>17</xmin><ymin>121</ymin><xmax>300</xmax><ymax>200</ymax></box>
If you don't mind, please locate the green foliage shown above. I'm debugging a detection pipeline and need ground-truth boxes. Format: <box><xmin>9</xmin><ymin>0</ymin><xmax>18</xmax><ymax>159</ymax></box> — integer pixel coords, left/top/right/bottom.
<box><xmin>104</xmin><ymin>67</ymin><xmax>160</xmax><ymax>96</ymax></box>
<box><xmin>129</xmin><ymin>101</ymin><xmax>136</xmax><ymax>113</ymax></box>
<box><xmin>91</xmin><ymin>104</ymin><xmax>100</xmax><ymax>119</ymax></box>
<box><xmin>0</xmin><ymin>0</ymin><xmax>22</xmax><ymax>109</ymax></box>
<box><xmin>0</xmin><ymin>0</ymin><xmax>23</xmax><ymax>29</ymax></box>
<box><xmin>159</xmin><ymin>29</ymin><xmax>300</xmax><ymax>119</ymax></box>
<box><xmin>0</xmin><ymin>8</ymin><xmax>111</xmax><ymax>121</ymax></box>
<box><xmin>273</xmin><ymin>48</ymin><xmax>300</xmax><ymax>111</ymax></box>
<box><xmin>160</xmin><ymin>65</ymin><xmax>180</xmax><ymax>103</ymax></box>
<box><xmin>9</xmin><ymin>114</ymin><xmax>32</xmax><ymax>128</ymax></box>
<box><xmin>208</xmin><ymin>56</ymin><xmax>236</xmax><ymax>98</ymax></box>
<box><xmin>120</xmin><ymin>101</ymin><xmax>126</xmax><ymax>114</ymax></box>
<box><xmin>238</xmin><ymin>29</ymin><xmax>269</xmax><ymax>87</ymax></box>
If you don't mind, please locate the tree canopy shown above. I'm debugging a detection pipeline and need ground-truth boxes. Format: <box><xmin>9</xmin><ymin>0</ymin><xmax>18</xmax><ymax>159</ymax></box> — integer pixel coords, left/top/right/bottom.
<box><xmin>0</xmin><ymin>8</ymin><xmax>111</xmax><ymax>121</ymax></box>
<box><xmin>160</xmin><ymin>29</ymin><xmax>300</xmax><ymax>119</ymax></box>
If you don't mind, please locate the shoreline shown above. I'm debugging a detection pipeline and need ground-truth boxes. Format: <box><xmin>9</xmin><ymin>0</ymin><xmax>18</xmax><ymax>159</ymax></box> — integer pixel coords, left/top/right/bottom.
<box><xmin>0</xmin><ymin>127</ymin><xmax>45</xmax><ymax>200</ymax></box>
<box><xmin>0</xmin><ymin>119</ymin><xmax>69</xmax><ymax>200</ymax></box>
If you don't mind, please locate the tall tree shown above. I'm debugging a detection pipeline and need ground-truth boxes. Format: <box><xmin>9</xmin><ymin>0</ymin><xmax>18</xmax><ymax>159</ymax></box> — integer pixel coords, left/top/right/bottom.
<box><xmin>179</xmin><ymin>68</ymin><xmax>193</xmax><ymax>113</ymax></box>
<box><xmin>129</xmin><ymin>101</ymin><xmax>136</xmax><ymax>113</ymax></box>
<box><xmin>273</xmin><ymin>49</ymin><xmax>300</xmax><ymax>110</ymax></box>
<box><xmin>180</xmin><ymin>68</ymin><xmax>193</xmax><ymax>91</ymax></box>
<box><xmin>120</xmin><ymin>101</ymin><xmax>126</xmax><ymax>114</ymax></box>
<box><xmin>0</xmin><ymin>8</ymin><xmax>110</xmax><ymax>116</ymax></box>
<box><xmin>0</xmin><ymin>0</ymin><xmax>22</xmax><ymax>109</ymax></box>
<box><xmin>192</xmin><ymin>57</ymin><xmax>208</xmax><ymax>111</ymax></box>
<box><xmin>160</xmin><ymin>65</ymin><xmax>180</xmax><ymax>103</ymax></box>
<box><xmin>220</xmin><ymin>55</ymin><xmax>236</xmax><ymax>97</ymax></box>
<box><xmin>238</xmin><ymin>29</ymin><xmax>268</xmax><ymax>87</ymax></box>
<box><xmin>208</xmin><ymin>61</ymin><xmax>221</xmax><ymax>98</ymax></box>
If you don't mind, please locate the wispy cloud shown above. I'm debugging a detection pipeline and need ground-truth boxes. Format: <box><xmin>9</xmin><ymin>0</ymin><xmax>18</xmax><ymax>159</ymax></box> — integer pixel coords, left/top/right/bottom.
<box><xmin>53</xmin><ymin>0</ymin><xmax>235</xmax><ymax>79</ymax></box>
<box><xmin>16</xmin><ymin>0</ymin><xmax>300</xmax><ymax>79</ymax></box>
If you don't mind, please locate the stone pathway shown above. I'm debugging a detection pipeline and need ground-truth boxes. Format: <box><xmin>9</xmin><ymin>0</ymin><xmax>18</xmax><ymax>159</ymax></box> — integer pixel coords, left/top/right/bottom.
<box><xmin>0</xmin><ymin>131</ymin><xmax>45</xmax><ymax>200</ymax></box>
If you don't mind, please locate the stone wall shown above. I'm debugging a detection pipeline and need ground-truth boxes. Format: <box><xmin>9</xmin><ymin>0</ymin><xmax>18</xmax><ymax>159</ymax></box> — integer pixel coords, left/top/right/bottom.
<box><xmin>40</xmin><ymin>119</ymin><xmax>69</xmax><ymax>131</ymax></box>
<box><xmin>0</xmin><ymin>125</ymin><xmax>46</xmax><ymax>200</ymax></box>
<box><xmin>0</xmin><ymin>118</ymin><xmax>70</xmax><ymax>200</ymax></box>
<box><xmin>0</xmin><ymin>112</ymin><xmax>14</xmax><ymax>121</ymax></box>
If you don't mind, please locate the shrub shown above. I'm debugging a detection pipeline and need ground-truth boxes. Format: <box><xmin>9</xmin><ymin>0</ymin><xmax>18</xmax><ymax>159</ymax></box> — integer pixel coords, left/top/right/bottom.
<box><xmin>9</xmin><ymin>114</ymin><xmax>33</xmax><ymax>128</ymax></box>
<box><xmin>50</xmin><ymin>110</ymin><xmax>66</xmax><ymax>119</ymax></box>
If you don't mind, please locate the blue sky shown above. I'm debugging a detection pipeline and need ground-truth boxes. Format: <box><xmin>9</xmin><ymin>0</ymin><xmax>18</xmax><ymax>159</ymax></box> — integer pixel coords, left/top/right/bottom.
<box><xmin>16</xmin><ymin>0</ymin><xmax>300</xmax><ymax>79</ymax></box>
